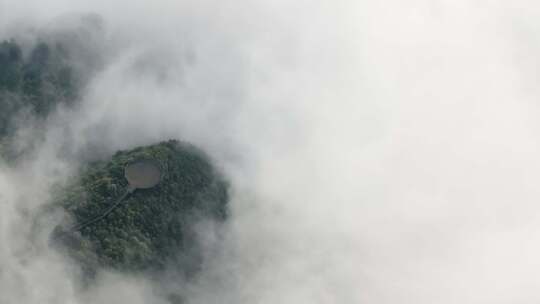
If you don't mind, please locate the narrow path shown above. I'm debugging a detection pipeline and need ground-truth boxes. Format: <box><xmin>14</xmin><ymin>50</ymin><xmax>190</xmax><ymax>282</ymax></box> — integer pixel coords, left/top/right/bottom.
<box><xmin>70</xmin><ymin>186</ymin><xmax>135</xmax><ymax>232</ymax></box>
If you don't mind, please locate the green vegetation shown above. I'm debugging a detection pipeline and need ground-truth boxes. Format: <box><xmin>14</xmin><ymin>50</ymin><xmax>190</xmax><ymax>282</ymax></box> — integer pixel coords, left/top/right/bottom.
<box><xmin>0</xmin><ymin>37</ymin><xmax>230</xmax><ymax>281</ymax></box>
<box><xmin>0</xmin><ymin>39</ymin><xmax>79</xmax><ymax>160</ymax></box>
<box><xmin>0</xmin><ymin>39</ymin><xmax>77</xmax><ymax>138</ymax></box>
<box><xmin>52</xmin><ymin>140</ymin><xmax>229</xmax><ymax>275</ymax></box>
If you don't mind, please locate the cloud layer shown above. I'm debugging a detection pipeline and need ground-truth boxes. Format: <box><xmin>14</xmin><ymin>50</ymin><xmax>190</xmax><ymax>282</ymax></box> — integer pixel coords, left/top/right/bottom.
<box><xmin>1</xmin><ymin>0</ymin><xmax>540</xmax><ymax>303</ymax></box>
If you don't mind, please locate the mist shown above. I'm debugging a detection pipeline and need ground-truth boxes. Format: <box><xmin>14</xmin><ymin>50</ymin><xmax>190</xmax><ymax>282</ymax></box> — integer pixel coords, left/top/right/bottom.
<box><xmin>1</xmin><ymin>0</ymin><xmax>540</xmax><ymax>303</ymax></box>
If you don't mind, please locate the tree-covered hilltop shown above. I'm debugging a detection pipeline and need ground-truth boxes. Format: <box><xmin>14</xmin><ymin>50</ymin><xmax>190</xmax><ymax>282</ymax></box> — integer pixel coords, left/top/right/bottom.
<box><xmin>0</xmin><ymin>26</ymin><xmax>230</xmax><ymax>286</ymax></box>
<box><xmin>52</xmin><ymin>140</ymin><xmax>228</xmax><ymax>275</ymax></box>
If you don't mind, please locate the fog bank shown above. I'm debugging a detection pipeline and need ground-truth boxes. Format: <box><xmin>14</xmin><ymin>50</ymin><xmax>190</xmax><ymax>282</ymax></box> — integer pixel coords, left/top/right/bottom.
<box><xmin>1</xmin><ymin>0</ymin><xmax>540</xmax><ymax>303</ymax></box>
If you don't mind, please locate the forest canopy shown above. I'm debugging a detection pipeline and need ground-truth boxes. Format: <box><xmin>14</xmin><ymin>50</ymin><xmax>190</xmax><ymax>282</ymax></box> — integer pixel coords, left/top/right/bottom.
<box><xmin>0</xmin><ymin>37</ymin><xmax>229</xmax><ymax>279</ymax></box>
<box><xmin>52</xmin><ymin>140</ymin><xmax>229</xmax><ymax>275</ymax></box>
<box><xmin>0</xmin><ymin>39</ymin><xmax>77</xmax><ymax>138</ymax></box>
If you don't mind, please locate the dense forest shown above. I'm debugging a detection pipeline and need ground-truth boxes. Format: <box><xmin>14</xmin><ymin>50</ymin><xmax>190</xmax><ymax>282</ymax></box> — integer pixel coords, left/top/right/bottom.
<box><xmin>0</xmin><ymin>39</ymin><xmax>77</xmax><ymax>138</ymax></box>
<box><xmin>52</xmin><ymin>140</ymin><xmax>229</xmax><ymax>276</ymax></box>
<box><xmin>0</xmin><ymin>37</ymin><xmax>229</xmax><ymax>281</ymax></box>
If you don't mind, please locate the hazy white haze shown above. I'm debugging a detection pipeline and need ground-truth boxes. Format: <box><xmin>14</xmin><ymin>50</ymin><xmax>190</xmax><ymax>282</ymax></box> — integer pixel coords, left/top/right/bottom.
<box><xmin>1</xmin><ymin>0</ymin><xmax>540</xmax><ymax>303</ymax></box>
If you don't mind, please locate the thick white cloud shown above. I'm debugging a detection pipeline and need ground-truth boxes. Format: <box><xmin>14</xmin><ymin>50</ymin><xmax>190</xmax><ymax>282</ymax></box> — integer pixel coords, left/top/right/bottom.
<box><xmin>1</xmin><ymin>0</ymin><xmax>540</xmax><ymax>303</ymax></box>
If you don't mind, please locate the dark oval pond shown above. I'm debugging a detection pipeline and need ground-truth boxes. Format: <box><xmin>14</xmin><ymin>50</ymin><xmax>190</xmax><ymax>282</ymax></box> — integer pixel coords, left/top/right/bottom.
<box><xmin>125</xmin><ymin>160</ymin><xmax>161</xmax><ymax>189</ymax></box>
